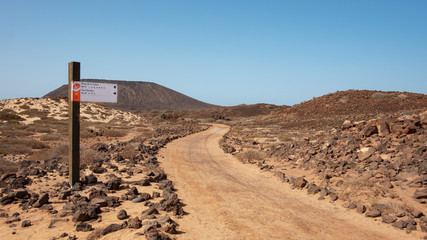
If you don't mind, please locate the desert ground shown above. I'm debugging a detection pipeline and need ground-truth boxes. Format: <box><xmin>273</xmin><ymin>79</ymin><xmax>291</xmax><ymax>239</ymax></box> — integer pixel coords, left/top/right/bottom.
<box><xmin>0</xmin><ymin>90</ymin><xmax>426</xmax><ymax>240</ymax></box>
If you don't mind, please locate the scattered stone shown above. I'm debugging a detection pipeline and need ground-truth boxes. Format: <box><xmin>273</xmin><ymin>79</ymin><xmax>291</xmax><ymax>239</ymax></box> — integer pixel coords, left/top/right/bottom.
<box><xmin>127</xmin><ymin>216</ymin><xmax>142</xmax><ymax>229</ymax></box>
<box><xmin>76</xmin><ymin>222</ymin><xmax>93</xmax><ymax>232</ymax></box>
<box><xmin>72</xmin><ymin>208</ymin><xmax>98</xmax><ymax>222</ymax></box>
<box><xmin>382</xmin><ymin>215</ymin><xmax>397</xmax><ymax>224</ymax></box>
<box><xmin>34</xmin><ymin>193</ymin><xmax>49</xmax><ymax>208</ymax></box>
<box><xmin>132</xmin><ymin>197</ymin><xmax>144</xmax><ymax>203</ymax></box>
<box><xmin>21</xmin><ymin>220</ymin><xmax>31</xmax><ymax>227</ymax></box>
<box><xmin>5</xmin><ymin>216</ymin><xmax>21</xmax><ymax>224</ymax></box>
<box><xmin>117</xmin><ymin>209</ymin><xmax>128</xmax><ymax>220</ymax></box>
<box><xmin>393</xmin><ymin>220</ymin><xmax>408</xmax><ymax>229</ymax></box>
<box><xmin>293</xmin><ymin>177</ymin><xmax>307</xmax><ymax>189</ymax></box>
<box><xmin>356</xmin><ymin>203</ymin><xmax>366</xmax><ymax>214</ymax></box>
<box><xmin>366</xmin><ymin>209</ymin><xmax>381</xmax><ymax>218</ymax></box>
<box><xmin>412</xmin><ymin>210</ymin><xmax>424</xmax><ymax>218</ymax></box>
<box><xmin>100</xmin><ymin>223</ymin><xmax>124</xmax><ymax>235</ymax></box>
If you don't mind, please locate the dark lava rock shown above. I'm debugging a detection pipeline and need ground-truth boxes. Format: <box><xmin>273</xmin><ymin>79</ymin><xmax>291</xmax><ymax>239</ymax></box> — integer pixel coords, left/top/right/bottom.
<box><xmin>140</xmin><ymin>193</ymin><xmax>151</xmax><ymax>201</ymax></box>
<box><xmin>0</xmin><ymin>195</ymin><xmax>14</xmax><ymax>205</ymax></box>
<box><xmin>5</xmin><ymin>216</ymin><xmax>21</xmax><ymax>224</ymax></box>
<box><xmin>142</xmin><ymin>206</ymin><xmax>159</xmax><ymax>217</ymax></box>
<box><xmin>90</xmin><ymin>198</ymin><xmax>108</xmax><ymax>207</ymax></box>
<box><xmin>21</xmin><ymin>220</ymin><xmax>31</xmax><ymax>228</ymax></box>
<box><xmin>105</xmin><ymin>178</ymin><xmax>121</xmax><ymax>190</ymax></box>
<box><xmin>412</xmin><ymin>210</ymin><xmax>424</xmax><ymax>218</ymax></box>
<box><xmin>117</xmin><ymin>209</ymin><xmax>128</xmax><ymax>220</ymax></box>
<box><xmin>100</xmin><ymin>223</ymin><xmax>124</xmax><ymax>235</ymax></box>
<box><xmin>89</xmin><ymin>165</ymin><xmax>107</xmax><ymax>174</ymax></box>
<box><xmin>381</xmin><ymin>215</ymin><xmax>397</xmax><ymax>224</ymax></box>
<box><xmin>393</xmin><ymin>220</ymin><xmax>408</xmax><ymax>229</ymax></box>
<box><xmin>72</xmin><ymin>208</ymin><xmax>98</xmax><ymax>222</ymax></box>
<box><xmin>158</xmin><ymin>214</ymin><xmax>178</xmax><ymax>234</ymax></box>
<box><xmin>126</xmin><ymin>187</ymin><xmax>139</xmax><ymax>196</ymax></box>
<box><xmin>128</xmin><ymin>216</ymin><xmax>142</xmax><ymax>229</ymax></box>
<box><xmin>414</xmin><ymin>189</ymin><xmax>427</xmax><ymax>199</ymax></box>
<box><xmin>58</xmin><ymin>190</ymin><xmax>72</xmax><ymax>200</ymax></box>
<box><xmin>152</xmin><ymin>192</ymin><xmax>161</xmax><ymax>198</ymax></box>
<box><xmin>356</xmin><ymin>203</ymin><xmax>366</xmax><ymax>214</ymax></box>
<box><xmin>14</xmin><ymin>189</ymin><xmax>30</xmax><ymax>199</ymax></box>
<box><xmin>10</xmin><ymin>176</ymin><xmax>32</xmax><ymax>189</ymax></box>
<box><xmin>33</xmin><ymin>193</ymin><xmax>49</xmax><ymax>208</ymax></box>
<box><xmin>84</xmin><ymin>174</ymin><xmax>98</xmax><ymax>185</ymax></box>
<box><xmin>365</xmin><ymin>209</ymin><xmax>381</xmax><ymax>218</ymax></box>
<box><xmin>292</xmin><ymin>177</ymin><xmax>307</xmax><ymax>189</ymax></box>
<box><xmin>307</xmin><ymin>183</ymin><xmax>321</xmax><ymax>195</ymax></box>
<box><xmin>88</xmin><ymin>189</ymin><xmax>107</xmax><ymax>200</ymax></box>
<box><xmin>145</xmin><ymin>228</ymin><xmax>172</xmax><ymax>240</ymax></box>
<box><xmin>76</xmin><ymin>222</ymin><xmax>93</xmax><ymax>232</ymax></box>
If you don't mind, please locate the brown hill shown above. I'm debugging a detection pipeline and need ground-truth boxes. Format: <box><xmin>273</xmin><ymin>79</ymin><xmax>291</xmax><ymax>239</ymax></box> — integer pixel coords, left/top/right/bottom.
<box><xmin>277</xmin><ymin>90</ymin><xmax>427</xmax><ymax>129</ymax></box>
<box><xmin>44</xmin><ymin>79</ymin><xmax>216</xmax><ymax>111</ymax></box>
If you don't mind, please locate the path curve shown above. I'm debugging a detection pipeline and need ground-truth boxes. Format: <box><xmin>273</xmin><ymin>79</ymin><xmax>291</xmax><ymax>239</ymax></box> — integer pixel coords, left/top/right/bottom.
<box><xmin>159</xmin><ymin>124</ymin><xmax>420</xmax><ymax>240</ymax></box>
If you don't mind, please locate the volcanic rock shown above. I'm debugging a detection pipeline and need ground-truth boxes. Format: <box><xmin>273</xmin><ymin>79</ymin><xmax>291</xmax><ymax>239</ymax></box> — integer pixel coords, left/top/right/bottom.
<box><xmin>117</xmin><ymin>209</ymin><xmax>128</xmax><ymax>220</ymax></box>
<box><xmin>293</xmin><ymin>177</ymin><xmax>307</xmax><ymax>189</ymax></box>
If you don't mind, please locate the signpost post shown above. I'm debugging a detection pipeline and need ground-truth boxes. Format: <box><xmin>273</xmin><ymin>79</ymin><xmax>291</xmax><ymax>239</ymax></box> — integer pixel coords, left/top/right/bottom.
<box><xmin>68</xmin><ymin>62</ymin><xmax>80</xmax><ymax>186</ymax></box>
<box><xmin>68</xmin><ymin>62</ymin><xmax>118</xmax><ymax>186</ymax></box>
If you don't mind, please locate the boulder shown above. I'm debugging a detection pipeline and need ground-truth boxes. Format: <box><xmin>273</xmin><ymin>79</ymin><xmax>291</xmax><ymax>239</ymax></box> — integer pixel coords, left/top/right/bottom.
<box><xmin>117</xmin><ymin>209</ymin><xmax>128</xmax><ymax>220</ymax></box>
<box><xmin>361</xmin><ymin>120</ymin><xmax>378</xmax><ymax>137</ymax></box>
<box><xmin>293</xmin><ymin>177</ymin><xmax>307</xmax><ymax>189</ymax></box>
<box><xmin>100</xmin><ymin>223</ymin><xmax>124</xmax><ymax>235</ymax></box>
<box><xmin>127</xmin><ymin>217</ymin><xmax>142</xmax><ymax>229</ymax></box>
<box><xmin>381</xmin><ymin>215</ymin><xmax>397</xmax><ymax>224</ymax></box>
<box><xmin>21</xmin><ymin>220</ymin><xmax>31</xmax><ymax>228</ymax></box>
<box><xmin>76</xmin><ymin>222</ymin><xmax>93</xmax><ymax>232</ymax></box>
<box><xmin>376</xmin><ymin>119</ymin><xmax>390</xmax><ymax>137</ymax></box>
<box><xmin>33</xmin><ymin>193</ymin><xmax>49</xmax><ymax>208</ymax></box>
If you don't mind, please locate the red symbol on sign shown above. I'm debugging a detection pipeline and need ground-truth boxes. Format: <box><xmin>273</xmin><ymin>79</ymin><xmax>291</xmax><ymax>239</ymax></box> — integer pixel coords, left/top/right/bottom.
<box><xmin>72</xmin><ymin>82</ymin><xmax>81</xmax><ymax>102</ymax></box>
<box><xmin>73</xmin><ymin>83</ymin><xmax>80</xmax><ymax>90</ymax></box>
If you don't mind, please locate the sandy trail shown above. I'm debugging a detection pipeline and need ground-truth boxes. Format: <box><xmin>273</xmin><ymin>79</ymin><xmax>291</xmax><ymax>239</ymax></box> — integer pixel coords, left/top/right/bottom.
<box><xmin>159</xmin><ymin>124</ymin><xmax>420</xmax><ymax>240</ymax></box>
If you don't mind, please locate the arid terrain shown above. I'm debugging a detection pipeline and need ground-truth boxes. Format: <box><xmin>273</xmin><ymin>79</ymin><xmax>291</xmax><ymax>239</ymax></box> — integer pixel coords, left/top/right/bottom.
<box><xmin>0</xmin><ymin>89</ymin><xmax>426</xmax><ymax>239</ymax></box>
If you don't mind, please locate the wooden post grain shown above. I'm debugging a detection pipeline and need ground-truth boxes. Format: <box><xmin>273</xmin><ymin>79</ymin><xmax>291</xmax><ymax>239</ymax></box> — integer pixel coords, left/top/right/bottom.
<box><xmin>68</xmin><ymin>62</ymin><xmax>80</xmax><ymax>186</ymax></box>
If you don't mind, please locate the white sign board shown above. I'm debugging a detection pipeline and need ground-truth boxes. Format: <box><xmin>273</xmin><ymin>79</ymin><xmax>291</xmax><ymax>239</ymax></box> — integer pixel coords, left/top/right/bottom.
<box><xmin>71</xmin><ymin>82</ymin><xmax>118</xmax><ymax>103</ymax></box>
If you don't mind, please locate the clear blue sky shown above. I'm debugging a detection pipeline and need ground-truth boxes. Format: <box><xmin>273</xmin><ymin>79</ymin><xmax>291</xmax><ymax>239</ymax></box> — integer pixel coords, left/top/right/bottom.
<box><xmin>1</xmin><ymin>0</ymin><xmax>426</xmax><ymax>106</ymax></box>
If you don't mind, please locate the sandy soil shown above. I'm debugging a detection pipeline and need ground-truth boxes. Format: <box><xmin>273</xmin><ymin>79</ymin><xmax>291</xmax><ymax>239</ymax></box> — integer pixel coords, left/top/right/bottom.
<box><xmin>159</xmin><ymin>124</ymin><xmax>422</xmax><ymax>240</ymax></box>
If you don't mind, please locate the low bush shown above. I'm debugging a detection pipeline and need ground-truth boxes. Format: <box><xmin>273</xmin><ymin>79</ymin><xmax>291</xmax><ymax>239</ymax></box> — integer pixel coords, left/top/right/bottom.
<box><xmin>235</xmin><ymin>150</ymin><xmax>265</xmax><ymax>164</ymax></box>
<box><xmin>103</xmin><ymin>129</ymin><xmax>127</xmax><ymax>138</ymax></box>
<box><xmin>0</xmin><ymin>157</ymin><xmax>19</xmax><ymax>175</ymax></box>
<box><xmin>0</xmin><ymin>138</ymin><xmax>48</xmax><ymax>155</ymax></box>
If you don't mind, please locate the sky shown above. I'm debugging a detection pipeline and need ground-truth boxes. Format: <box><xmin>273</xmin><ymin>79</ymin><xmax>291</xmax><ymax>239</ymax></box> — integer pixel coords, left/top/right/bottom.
<box><xmin>0</xmin><ymin>0</ymin><xmax>426</xmax><ymax>106</ymax></box>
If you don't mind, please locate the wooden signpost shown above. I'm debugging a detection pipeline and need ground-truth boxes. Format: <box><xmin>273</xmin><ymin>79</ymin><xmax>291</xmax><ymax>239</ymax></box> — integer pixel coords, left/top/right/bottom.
<box><xmin>68</xmin><ymin>62</ymin><xmax>118</xmax><ymax>185</ymax></box>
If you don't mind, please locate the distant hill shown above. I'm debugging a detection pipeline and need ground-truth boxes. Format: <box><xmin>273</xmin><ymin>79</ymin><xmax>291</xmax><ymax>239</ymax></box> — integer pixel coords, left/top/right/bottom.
<box><xmin>277</xmin><ymin>90</ymin><xmax>427</xmax><ymax>129</ymax></box>
<box><xmin>44</xmin><ymin>79</ymin><xmax>216</xmax><ymax>111</ymax></box>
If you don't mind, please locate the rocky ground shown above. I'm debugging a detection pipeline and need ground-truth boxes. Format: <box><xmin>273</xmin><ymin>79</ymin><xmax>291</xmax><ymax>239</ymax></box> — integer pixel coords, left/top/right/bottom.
<box><xmin>221</xmin><ymin>90</ymin><xmax>427</xmax><ymax>235</ymax></box>
<box><xmin>0</xmin><ymin>98</ymin><xmax>207</xmax><ymax>240</ymax></box>
<box><xmin>1</xmin><ymin>90</ymin><xmax>426</xmax><ymax>239</ymax></box>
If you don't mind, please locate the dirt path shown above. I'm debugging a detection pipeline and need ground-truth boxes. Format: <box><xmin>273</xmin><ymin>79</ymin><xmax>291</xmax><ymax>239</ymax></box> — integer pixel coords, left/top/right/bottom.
<box><xmin>159</xmin><ymin>124</ymin><xmax>421</xmax><ymax>240</ymax></box>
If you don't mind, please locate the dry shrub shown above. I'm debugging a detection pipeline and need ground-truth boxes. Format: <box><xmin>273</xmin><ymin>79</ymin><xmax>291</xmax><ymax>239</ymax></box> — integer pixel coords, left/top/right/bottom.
<box><xmin>30</xmin><ymin>144</ymin><xmax>68</xmax><ymax>161</ymax></box>
<box><xmin>278</xmin><ymin>134</ymin><xmax>293</xmax><ymax>142</ymax></box>
<box><xmin>81</xmin><ymin>129</ymin><xmax>96</xmax><ymax>138</ymax></box>
<box><xmin>103</xmin><ymin>129</ymin><xmax>126</xmax><ymax>138</ymax></box>
<box><xmin>80</xmin><ymin>147</ymin><xmax>106</xmax><ymax>166</ymax></box>
<box><xmin>29</xmin><ymin>144</ymin><xmax>105</xmax><ymax>166</ymax></box>
<box><xmin>0</xmin><ymin>138</ymin><xmax>48</xmax><ymax>155</ymax></box>
<box><xmin>40</xmin><ymin>134</ymin><xmax>63</xmax><ymax>141</ymax></box>
<box><xmin>338</xmin><ymin>175</ymin><xmax>398</xmax><ymax>202</ymax></box>
<box><xmin>235</xmin><ymin>150</ymin><xmax>265</xmax><ymax>164</ymax></box>
<box><xmin>0</xmin><ymin>111</ymin><xmax>24</xmax><ymax>121</ymax></box>
<box><xmin>0</xmin><ymin>157</ymin><xmax>19</xmax><ymax>175</ymax></box>
<box><xmin>0</xmin><ymin>129</ymin><xmax>34</xmax><ymax>137</ymax></box>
